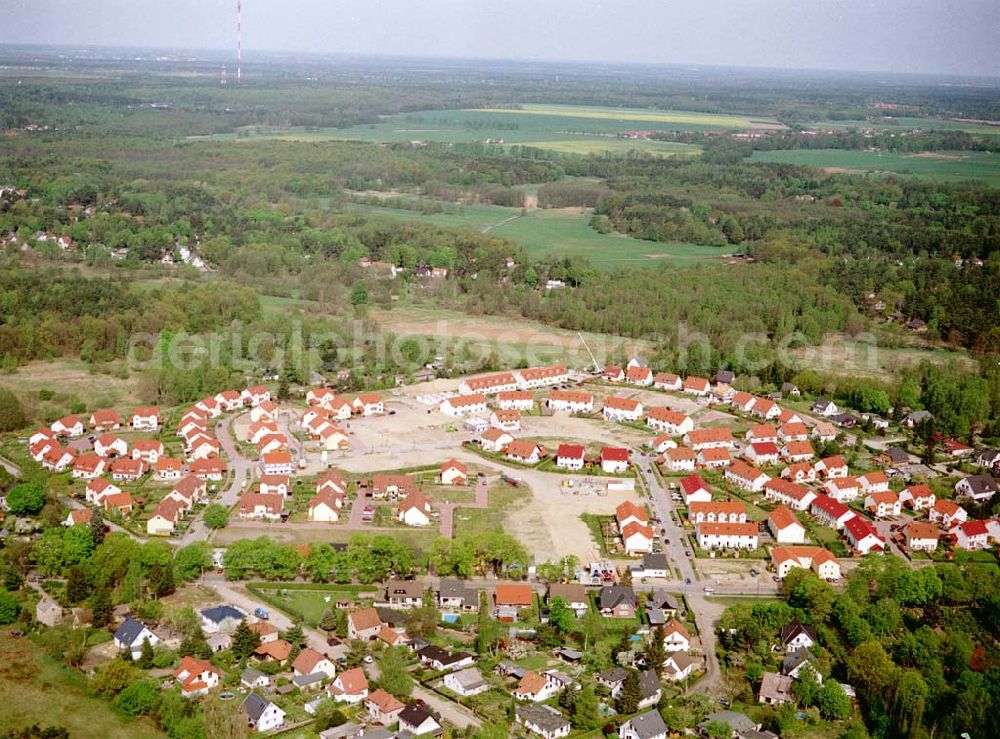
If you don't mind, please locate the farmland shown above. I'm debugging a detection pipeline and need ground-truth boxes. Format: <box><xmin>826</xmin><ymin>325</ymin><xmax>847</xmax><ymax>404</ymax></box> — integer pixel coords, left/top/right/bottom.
<box><xmin>750</xmin><ymin>148</ymin><xmax>1000</xmax><ymax>185</ymax></box>
<box><xmin>209</xmin><ymin>102</ymin><xmax>785</xmax><ymax>157</ymax></box>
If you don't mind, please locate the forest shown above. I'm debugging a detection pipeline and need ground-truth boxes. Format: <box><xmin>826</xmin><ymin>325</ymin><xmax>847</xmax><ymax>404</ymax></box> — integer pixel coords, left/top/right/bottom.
<box><xmin>718</xmin><ymin>558</ymin><xmax>1000</xmax><ymax>738</ymax></box>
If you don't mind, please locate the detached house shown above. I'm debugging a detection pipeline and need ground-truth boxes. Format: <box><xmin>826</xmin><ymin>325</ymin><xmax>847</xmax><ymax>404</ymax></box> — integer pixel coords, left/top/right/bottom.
<box><xmin>653</xmin><ymin>372</ymin><xmax>682</xmax><ymax>391</ymax></box>
<box><xmin>865</xmin><ymin>491</ymin><xmax>901</xmax><ymax>518</ymax></box>
<box><xmin>241</xmin><ymin>385</ymin><xmax>271</xmax><ymax>407</ymax></box>
<box><xmin>683</xmin><ymin>376</ymin><xmax>710</xmax><ymax>396</ymax></box>
<box><xmin>71</xmin><ymin>454</ymin><xmax>106</xmax><ymax>480</ymax></box>
<box><xmin>626</xmin><ymin>366</ymin><xmax>653</xmax><ymax>387</ymax></box>
<box><xmin>130</xmin><ymin>406</ymin><xmax>161</xmax><ymax>431</ymax></box>
<box><xmin>899</xmin><ymin>484</ymin><xmax>935</xmax><ymax>511</ymax></box>
<box><xmin>239</xmin><ymin>493</ymin><xmax>284</xmax><ymax>521</ymax></box>
<box><xmin>679</xmin><ymin>473</ymin><xmax>712</xmax><ymax>504</ymax></box>
<box><xmin>684</xmin><ymin>428</ymin><xmax>734</xmax><ymax>451</ymax></box>
<box><xmin>905</xmin><ymin>522</ymin><xmax>939</xmax><ymax>552</ymax></box>
<box><xmin>662</xmin><ymin>619</ymin><xmax>691</xmax><ymax>652</ymax></box>
<box><xmin>89</xmin><ymin>409</ymin><xmax>122</xmax><ymax>431</ymax></box>
<box><xmin>815</xmin><ymin>456</ymin><xmax>849</xmax><ymax>479</ymax></box>
<box><xmin>950</xmin><ymin>520</ymin><xmax>990</xmax><ymax>550</ymax></box>
<box><xmin>114</xmin><ymin>617</ymin><xmax>160</xmax><ymax>659</ymax></box>
<box><xmin>515</xmin><ymin>671</ymin><xmax>561</xmax><ymax>702</ymax></box>
<box><xmin>955</xmin><ymin>474</ymin><xmax>998</xmax><ymax>503</ymax></box>
<box><xmin>308</xmin><ymin>491</ymin><xmax>343</xmax><ymax>522</ymax></box>
<box><xmin>292</xmin><ymin>647</ymin><xmax>337</xmax><ymax>679</ymax></box>
<box><xmin>515</xmin><ymin>703</ymin><xmax>570</xmax><ymax>739</ymax></box>
<box><xmin>600</xmin><ymin>447</ymin><xmax>630</xmax><ymax>474</ymax></box>
<box><xmin>347</xmin><ymin>608</ymin><xmax>386</xmax><ymax>641</ymax></box>
<box><xmin>844</xmin><ymin>516</ymin><xmax>886</xmax><ymax>555</ymax></box>
<box><xmin>598</xmin><ymin>586</ymin><xmax>637</xmax><ymax>618</ymax></box>
<box><xmin>556</xmin><ymin>443</ymin><xmax>586</xmax><ymax>471</ymax></box>
<box><xmin>494</xmin><ymin>583</ymin><xmax>534</xmax><ymax>621</ymax></box>
<box><xmin>780</xmin><ymin>620</ymin><xmax>817</xmax><ymax>652</ymax></box>
<box><xmin>622</xmin><ymin>521</ymin><xmax>655</xmax><ymax>554</ymax></box>
<box><xmin>326</xmin><ymin>667</ymin><xmax>369</xmax><ymax>704</ymax></box>
<box><xmin>440</xmin><ymin>459</ymin><xmax>468</xmax><ymax>485</ymax></box>
<box><xmin>929</xmin><ymin>499</ymin><xmax>967</xmax><ymax>527</ymax></box>
<box><xmin>260</xmin><ymin>451</ymin><xmax>294</xmax><ymax>476</ymax></box>
<box><xmin>397</xmin><ymin>491</ymin><xmax>433</xmax><ymax>527</ymax></box>
<box><xmin>480</xmin><ymin>427</ymin><xmax>515</xmax><ymax>453</ymax></box>
<box><xmin>94</xmin><ymin>434</ymin><xmax>128</xmax><ymax>458</ymax></box>
<box><xmin>504</xmin><ymin>440</ymin><xmax>543</xmax><ymax>465</ymax></box>
<box><xmin>768</xmin><ymin>506</ymin><xmax>806</xmax><ymax>544</ymax></box>
<box><xmin>173</xmin><ymin>656</ymin><xmax>223</xmax><ymax>697</ymax></box>
<box><xmin>241</xmin><ymin>693</ymin><xmax>285</xmax><ymax>734</ymax></box>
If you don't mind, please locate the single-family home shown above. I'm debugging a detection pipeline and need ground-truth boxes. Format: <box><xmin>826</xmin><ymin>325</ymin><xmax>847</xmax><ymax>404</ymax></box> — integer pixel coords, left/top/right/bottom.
<box><xmin>782</xmin><ymin>441</ymin><xmax>816</xmax><ymax>463</ymax></box>
<box><xmin>679</xmin><ymin>473</ymin><xmax>712</xmax><ymax>504</ymax></box>
<box><xmin>771</xmin><ymin>546</ymin><xmax>840</xmax><ymax>581</ymax></box>
<box><xmin>515</xmin><ymin>671</ymin><xmax>562</xmax><ymax>702</ymax></box>
<box><xmin>130</xmin><ymin>406</ymin><xmax>161</xmax><ymax>431</ymax></box>
<box><xmin>398</xmin><ymin>705</ymin><xmax>441</xmax><ymax>736</ymax></box>
<box><xmin>480</xmin><ymin>427</ymin><xmax>514</xmax><ymax>453</ymax></box>
<box><xmin>94</xmin><ymin>434</ymin><xmax>128</xmax><ymax>458</ymax></box>
<box><xmin>905</xmin><ymin>522</ymin><xmax>939</xmax><ymax>552</ymax></box>
<box><xmin>85</xmin><ymin>477</ymin><xmax>121</xmax><ymax>505</ymax></box>
<box><xmin>619</xmin><ymin>710</ymin><xmax>668</xmax><ymax>739</ymax></box>
<box><xmin>598</xmin><ymin>586</ymin><xmax>637</xmax><ymax>618</ymax></box>
<box><xmin>662</xmin><ymin>619</ymin><xmax>691</xmax><ymax>652</ymax></box>
<box><xmin>601</xmin><ymin>447</ymin><xmax>630</xmax><ymax>474</ymax></box>
<box><xmin>326</xmin><ymin>667</ymin><xmax>369</xmax><ymax>704</ymax></box>
<box><xmin>865</xmin><ymin>491</ymin><xmax>901</xmax><ymax>518</ymax></box>
<box><xmin>780</xmin><ymin>619</ymin><xmax>818</xmax><ymax>652</ymax></box>
<box><xmin>239</xmin><ymin>493</ymin><xmax>284</xmax><ymax>521</ymax></box>
<box><xmin>397</xmin><ymin>491</ymin><xmax>433</xmax><ymax>526</ymax></box>
<box><xmin>626</xmin><ymin>366</ymin><xmax>654</xmax><ymax>386</ymax></box>
<box><xmin>844</xmin><ymin>516</ymin><xmax>886</xmax><ymax>555</ymax></box>
<box><xmin>548</xmin><ymin>583</ymin><xmax>589</xmax><ymax>617</ymax></box>
<box><xmin>768</xmin><ymin>505</ymin><xmax>806</xmax><ymax>544</ymax></box>
<box><xmin>815</xmin><ymin>455</ymin><xmax>849</xmax><ymax>479</ymax></box>
<box><xmin>437</xmin><ymin>579</ymin><xmax>478</xmax><ymax>612</ymax></box>
<box><xmin>89</xmin><ymin>409</ymin><xmax>122</xmax><ymax>431</ymax></box>
<box><xmin>494</xmin><ymin>583</ymin><xmax>534</xmax><ymax>621</ymax></box>
<box><xmin>664</xmin><ymin>446</ymin><xmax>696</xmax><ymax>472</ymax></box>
<box><xmin>200</xmin><ymin>605</ymin><xmax>246</xmax><ymax>634</ymax></box>
<box><xmin>71</xmin><ymin>454</ymin><xmax>107</xmax><ymax>480</ymax></box>
<box><xmin>556</xmin><ymin>443</ymin><xmax>586</xmax><ymax>471</ymax></box>
<box><xmin>444</xmin><ymin>667</ymin><xmax>489</xmax><ymax>698</ymax></box>
<box><xmin>778</xmin><ymin>422</ymin><xmax>809</xmax><ymax>443</ymax></box>
<box><xmin>173</xmin><ymin>656</ymin><xmax>224</xmax><ymax>697</ymax></box>
<box><xmin>114</xmin><ymin>617</ymin><xmax>160</xmax><ymax>659</ymax></box>
<box><xmin>899</xmin><ymin>484</ymin><xmax>935</xmax><ymax>511</ymax></box>
<box><xmin>782</xmin><ymin>462</ymin><xmax>817</xmax><ymax>484</ymax></box>
<box><xmin>260</xmin><ymin>451</ymin><xmax>294</xmax><ymax>476</ymax></box>
<box><xmin>347</xmin><ymin>608</ymin><xmax>386</xmax><ymax>641</ymax></box>
<box><xmin>684</xmin><ymin>428</ymin><xmax>734</xmax><ymax>451</ymax></box>
<box><xmin>698</xmin><ymin>447</ymin><xmax>732</xmax><ymax>469</ymax></box>
<box><xmin>858</xmin><ymin>470</ymin><xmax>890</xmax><ymax>495</ymax></box>
<box><xmin>504</xmin><ymin>439</ymin><xmax>543</xmax><ymax>465</ymax></box>
<box><xmin>758</xmin><ymin>672</ymin><xmax>794</xmax><ymax>706</ymax></box>
<box><xmin>950</xmin><ymin>519</ymin><xmax>990</xmax><ymax>550</ymax></box>
<box><xmin>929</xmin><ymin>499</ymin><xmax>967</xmax><ymax>527</ymax></box>
<box><xmin>653</xmin><ymin>372</ymin><xmax>682</xmax><ymax>391</ymax></box>
<box><xmin>602</xmin><ymin>365</ymin><xmax>625</xmax><ymax>383</ymax></box>
<box><xmin>308</xmin><ymin>490</ymin><xmax>343</xmax><ymax>522</ymax></box>
<box><xmin>622</xmin><ymin>521</ymin><xmax>655</xmax><ymax>555</ymax></box>
<box><xmin>663</xmin><ymin>652</ymin><xmax>698</xmax><ymax>683</ymax></box>
<box><xmin>292</xmin><ymin>647</ymin><xmax>337</xmax><ymax>679</ymax></box>
<box><xmin>683</xmin><ymin>376</ymin><xmax>710</xmax><ymax>396</ymax></box>
<box><xmin>955</xmin><ymin>474</ymin><xmax>998</xmax><ymax>503</ymax></box>
<box><xmin>241</xmin><ymin>692</ymin><xmax>286</xmax><ymax>733</ymax></box>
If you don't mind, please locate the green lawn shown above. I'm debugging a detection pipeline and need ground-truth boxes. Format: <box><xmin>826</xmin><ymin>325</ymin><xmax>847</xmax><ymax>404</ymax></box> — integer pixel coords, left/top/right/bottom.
<box><xmin>751</xmin><ymin>149</ymin><xmax>1000</xmax><ymax>186</ymax></box>
<box><xmin>452</xmin><ymin>481</ymin><xmax>528</xmax><ymax>538</ymax></box>
<box><xmin>248</xmin><ymin>584</ymin><xmax>378</xmax><ymax>626</ymax></box>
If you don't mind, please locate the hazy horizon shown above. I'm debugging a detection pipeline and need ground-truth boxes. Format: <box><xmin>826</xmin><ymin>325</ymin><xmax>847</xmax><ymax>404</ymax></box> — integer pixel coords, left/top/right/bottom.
<box><xmin>2</xmin><ymin>0</ymin><xmax>998</xmax><ymax>78</ymax></box>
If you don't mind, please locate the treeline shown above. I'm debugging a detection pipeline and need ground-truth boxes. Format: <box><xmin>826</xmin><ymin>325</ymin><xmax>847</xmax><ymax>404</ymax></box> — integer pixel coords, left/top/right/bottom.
<box><xmin>719</xmin><ymin>558</ymin><xmax>1000</xmax><ymax>738</ymax></box>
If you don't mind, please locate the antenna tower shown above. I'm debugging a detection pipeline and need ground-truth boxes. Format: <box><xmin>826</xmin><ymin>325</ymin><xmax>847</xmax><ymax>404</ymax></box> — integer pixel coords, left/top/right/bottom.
<box><xmin>236</xmin><ymin>0</ymin><xmax>242</xmax><ymax>84</ymax></box>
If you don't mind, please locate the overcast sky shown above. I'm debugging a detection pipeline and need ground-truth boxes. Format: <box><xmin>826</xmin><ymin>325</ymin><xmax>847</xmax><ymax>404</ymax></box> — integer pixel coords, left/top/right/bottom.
<box><xmin>2</xmin><ymin>0</ymin><xmax>998</xmax><ymax>77</ymax></box>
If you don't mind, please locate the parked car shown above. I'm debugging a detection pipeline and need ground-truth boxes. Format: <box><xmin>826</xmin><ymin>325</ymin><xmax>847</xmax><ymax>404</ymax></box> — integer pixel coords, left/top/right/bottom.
<box><xmin>254</xmin><ymin>607</ymin><xmax>270</xmax><ymax>620</ymax></box>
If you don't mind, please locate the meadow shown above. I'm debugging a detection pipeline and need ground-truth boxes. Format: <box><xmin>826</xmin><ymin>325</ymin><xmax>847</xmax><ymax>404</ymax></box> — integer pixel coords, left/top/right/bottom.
<box><xmin>208</xmin><ymin>102</ymin><xmax>786</xmax><ymax>157</ymax></box>
<box><xmin>750</xmin><ymin>148</ymin><xmax>1000</xmax><ymax>185</ymax></box>
<box><xmin>347</xmin><ymin>200</ymin><xmax>736</xmax><ymax>268</ymax></box>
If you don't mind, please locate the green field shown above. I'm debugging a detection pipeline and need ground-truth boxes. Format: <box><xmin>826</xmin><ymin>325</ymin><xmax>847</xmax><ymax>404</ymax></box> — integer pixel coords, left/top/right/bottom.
<box><xmin>348</xmin><ymin>201</ymin><xmax>735</xmax><ymax>268</ymax></box>
<box><xmin>750</xmin><ymin>149</ymin><xmax>1000</xmax><ymax>185</ymax></box>
<box><xmin>205</xmin><ymin>103</ymin><xmax>788</xmax><ymax>157</ymax></box>
<box><xmin>818</xmin><ymin>116</ymin><xmax>1000</xmax><ymax>136</ymax></box>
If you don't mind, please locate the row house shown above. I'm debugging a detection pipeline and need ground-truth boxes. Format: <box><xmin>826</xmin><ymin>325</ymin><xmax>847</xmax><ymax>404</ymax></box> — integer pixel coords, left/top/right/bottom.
<box><xmin>603</xmin><ymin>396</ymin><xmax>643</xmax><ymax>423</ymax></box>
<box><xmin>688</xmin><ymin>501</ymin><xmax>746</xmax><ymax>525</ymax></box>
<box><xmin>546</xmin><ymin>390</ymin><xmax>594</xmax><ymax>414</ymax></box>
<box><xmin>769</xmin><ymin>506</ymin><xmax>807</xmax><ymax>544</ymax></box>
<box><xmin>745</xmin><ymin>441</ymin><xmax>781</xmax><ymax>466</ymax></box>
<box><xmin>844</xmin><ymin>516</ymin><xmax>886</xmax><ymax>555</ymax></box>
<box><xmin>865</xmin><ymin>491</ymin><xmax>901</xmax><ymax>518</ymax></box>
<box><xmin>782</xmin><ymin>462</ymin><xmax>817</xmax><ymax>484</ymax></box>
<box><xmin>764</xmin><ymin>478</ymin><xmax>816</xmax><ymax>511</ymax></box>
<box><xmin>646</xmin><ymin>407</ymin><xmax>693</xmax><ymax>435</ymax></box>
<box><xmin>664</xmin><ymin>446</ymin><xmax>696</xmax><ymax>472</ymax></box>
<box><xmin>725</xmin><ymin>460</ymin><xmax>770</xmax><ymax>492</ymax></box>
<box><xmin>929</xmin><ymin>499</ymin><xmax>967</xmax><ymax>527</ymax></box>
<box><xmin>745</xmin><ymin>423</ymin><xmax>779</xmax><ymax>444</ymax></box>
<box><xmin>697</xmin><ymin>521</ymin><xmax>759</xmax><ymax>550</ymax></box>
<box><xmin>440</xmin><ymin>393</ymin><xmax>489</xmax><ymax>417</ymax></box>
<box><xmin>459</xmin><ymin>372</ymin><xmax>519</xmax><ymax>395</ymax></box>
<box><xmin>516</xmin><ymin>364</ymin><xmax>568</xmax><ymax>389</ymax></box>
<box><xmin>684</xmin><ymin>427</ymin><xmax>734</xmax><ymax>451</ymax></box>
<box><xmin>771</xmin><ymin>546</ymin><xmax>841</xmax><ymax>580</ymax></box>
<box><xmin>899</xmin><ymin>483</ymin><xmax>935</xmax><ymax>511</ymax></box>
<box><xmin>810</xmin><ymin>494</ymin><xmax>856</xmax><ymax>530</ymax></box>
<box><xmin>497</xmin><ymin>390</ymin><xmax>535</xmax><ymax>411</ymax></box>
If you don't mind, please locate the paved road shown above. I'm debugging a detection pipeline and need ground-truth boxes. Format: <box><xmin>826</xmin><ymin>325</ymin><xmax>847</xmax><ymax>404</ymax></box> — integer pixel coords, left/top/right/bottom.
<box><xmin>634</xmin><ymin>450</ymin><xmax>726</xmax><ymax>697</ymax></box>
<box><xmin>177</xmin><ymin>413</ymin><xmax>253</xmax><ymax>547</ymax></box>
<box><xmin>0</xmin><ymin>455</ymin><xmax>21</xmax><ymax>478</ymax></box>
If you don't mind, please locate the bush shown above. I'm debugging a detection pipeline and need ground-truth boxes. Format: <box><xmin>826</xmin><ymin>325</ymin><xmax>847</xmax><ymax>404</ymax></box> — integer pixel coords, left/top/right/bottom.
<box><xmin>114</xmin><ymin>681</ymin><xmax>160</xmax><ymax>716</ymax></box>
<box><xmin>0</xmin><ymin>388</ymin><xmax>25</xmax><ymax>432</ymax></box>
<box><xmin>0</xmin><ymin>590</ymin><xmax>20</xmax><ymax>625</ymax></box>
<box><xmin>6</xmin><ymin>483</ymin><xmax>45</xmax><ymax>516</ymax></box>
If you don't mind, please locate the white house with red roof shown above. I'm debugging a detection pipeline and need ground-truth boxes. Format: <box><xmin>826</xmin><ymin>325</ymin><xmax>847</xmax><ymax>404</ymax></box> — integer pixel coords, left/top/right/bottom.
<box><xmin>764</xmin><ymin>478</ymin><xmax>816</xmax><ymax>511</ymax></box>
<box><xmin>844</xmin><ymin>517</ymin><xmax>886</xmax><ymax>555</ymax></box>
<box><xmin>326</xmin><ymin>667</ymin><xmax>368</xmax><ymax>704</ymax></box>
<box><xmin>459</xmin><ymin>372</ymin><xmax>519</xmax><ymax>395</ymax></box>
<box><xmin>41</xmin><ymin>446</ymin><xmax>75</xmax><ymax>472</ymax></box>
<box><xmin>697</xmin><ymin>522</ymin><xmax>759</xmax><ymax>550</ymax></box>
<box><xmin>730</xmin><ymin>391</ymin><xmax>756</xmax><ymax>413</ymax></box>
<box><xmin>516</xmin><ymin>364</ymin><xmax>568</xmax><ymax>389</ymax></box>
<box><xmin>679</xmin><ymin>473</ymin><xmax>712</xmax><ymax>505</ymax></box>
<box><xmin>503</xmin><ymin>440</ymin><xmax>544</xmax><ymax>465</ymax></box>
<box><xmin>261</xmin><ymin>451</ymin><xmax>294</xmax><ymax>476</ymax></box>
<box><xmin>480</xmin><ymin>428</ymin><xmax>514</xmax><ymax>453</ymax></box>
<box><xmin>625</xmin><ymin>366</ymin><xmax>653</xmax><ymax>387</ymax></box>
<box><xmin>601</xmin><ymin>447</ymin><xmax>630</xmax><ymax>474</ymax></box>
<box><xmin>949</xmin><ymin>520</ymin><xmax>990</xmax><ymax>550</ymax></box>
<box><xmin>603</xmin><ymin>396</ymin><xmax>643</xmax><ymax>423</ymax></box>
<box><xmin>241</xmin><ymin>385</ymin><xmax>271</xmax><ymax>407</ymax></box>
<box><xmin>94</xmin><ymin>434</ymin><xmax>128</xmax><ymax>458</ymax></box>
<box><xmin>497</xmin><ymin>390</ymin><xmax>535</xmax><ymax>411</ymax></box>
<box><xmin>51</xmin><ymin>415</ymin><xmax>84</xmax><ymax>438</ymax></box>
<box><xmin>746</xmin><ymin>424</ymin><xmax>779</xmax><ymax>444</ymax></box>
<box><xmin>698</xmin><ymin>447</ymin><xmax>732</xmax><ymax>469</ymax></box>
<box><xmin>352</xmin><ymin>393</ymin><xmax>384</xmax><ymax>416</ymax></box>
<box><xmin>602</xmin><ymin>365</ymin><xmax>625</xmax><ymax>383</ymax></box>
<box><xmin>653</xmin><ymin>372</ymin><xmax>682</xmax><ymax>391</ymax></box>
<box><xmin>546</xmin><ymin>390</ymin><xmax>593</xmax><ymax>414</ymax></box>
<box><xmin>490</xmin><ymin>409</ymin><xmax>522</xmax><ymax>432</ymax></box>
<box><xmin>616</xmin><ymin>500</ymin><xmax>648</xmax><ymax>530</ymax></box>
<box><xmin>771</xmin><ymin>546</ymin><xmax>841</xmax><ymax>580</ymax></box>
<box><xmin>725</xmin><ymin>461</ymin><xmax>770</xmax><ymax>492</ymax></box>
<box><xmin>85</xmin><ymin>478</ymin><xmax>121</xmax><ymax>505</ymax></box>
<box><xmin>173</xmin><ymin>656</ymin><xmax>223</xmax><ymax>697</ymax></box>
<box><xmin>899</xmin><ymin>484</ymin><xmax>935</xmax><ymax>511</ymax></box>
<box><xmin>556</xmin><ymin>444</ymin><xmax>586</xmax><ymax>471</ymax></box>
<box><xmin>307</xmin><ymin>491</ymin><xmax>343</xmax><ymax>522</ymax></box>
<box><xmin>749</xmin><ymin>398</ymin><xmax>781</xmax><ymax>420</ymax></box>
<box><xmin>72</xmin><ymin>454</ymin><xmax>106</xmax><ymax>480</ymax></box>
<box><xmin>397</xmin><ymin>491</ymin><xmax>433</xmax><ymax>527</ymax></box>
<box><xmin>240</xmin><ymin>493</ymin><xmax>284</xmax><ymax>520</ymax></box>
<box><xmin>111</xmin><ymin>457</ymin><xmax>146</xmax><ymax>481</ymax></box>
<box><xmin>292</xmin><ymin>647</ymin><xmax>337</xmax><ymax>679</ymax></box>
<box><xmin>440</xmin><ymin>459</ymin><xmax>468</xmax><ymax>485</ymax></box>
<box><xmin>190</xmin><ymin>456</ymin><xmax>226</xmax><ymax>480</ymax></box>
<box><xmin>664</xmin><ymin>447</ymin><xmax>696</xmax><ymax>472</ymax></box>
<box><xmin>779</xmin><ymin>422</ymin><xmax>809</xmax><ymax>443</ymax></box>
<box><xmin>929</xmin><ymin>499</ymin><xmax>967</xmax><ymax>527</ymax></box>
<box><xmin>662</xmin><ymin>619</ymin><xmax>692</xmax><ymax>652</ymax></box>
<box><xmin>768</xmin><ymin>506</ymin><xmax>806</xmax><ymax>544</ymax></box>
<box><xmin>214</xmin><ymin>390</ymin><xmax>242</xmax><ymax>412</ymax></box>
<box><xmin>858</xmin><ymin>471</ymin><xmax>890</xmax><ymax>495</ymax></box>
<box><xmin>745</xmin><ymin>441</ymin><xmax>781</xmax><ymax>466</ymax></box>
<box><xmin>621</xmin><ymin>521</ymin><xmax>655</xmax><ymax>554</ymax></box>
<box><xmin>810</xmin><ymin>494</ymin><xmax>856</xmax><ymax>530</ymax></box>
<box><xmin>195</xmin><ymin>396</ymin><xmax>222</xmax><ymax>417</ymax></box>
<box><xmin>782</xmin><ymin>441</ymin><xmax>816</xmax><ymax>463</ymax></box>
<box><xmin>684</xmin><ymin>428</ymin><xmax>734</xmax><ymax>450</ymax></box>
<box><xmin>683</xmin><ymin>376</ymin><xmax>710</xmax><ymax>396</ymax></box>
<box><xmin>688</xmin><ymin>501</ymin><xmax>746</xmax><ymax>524</ymax></box>
<box><xmin>249</xmin><ymin>400</ymin><xmax>279</xmax><ymax>423</ymax></box>
<box><xmin>782</xmin><ymin>462</ymin><xmax>817</xmax><ymax>484</ymax></box>
<box><xmin>824</xmin><ymin>476</ymin><xmax>862</xmax><ymax>503</ymax></box>
<box><xmin>131</xmin><ymin>439</ymin><xmax>164</xmax><ymax>464</ymax></box>
<box><xmin>865</xmin><ymin>491</ymin><xmax>901</xmax><ymax>519</ymax></box>
<box><xmin>188</xmin><ymin>436</ymin><xmax>221</xmax><ymax>461</ymax></box>
<box><xmin>130</xmin><ymin>406</ymin><xmax>161</xmax><ymax>431</ymax></box>
<box><xmin>89</xmin><ymin>409</ymin><xmax>122</xmax><ymax>431</ymax></box>
<box><xmin>646</xmin><ymin>408</ymin><xmax>693</xmax><ymax>435</ymax></box>
<box><xmin>815</xmin><ymin>456</ymin><xmax>849</xmax><ymax>479</ymax></box>
<box><xmin>440</xmin><ymin>393</ymin><xmax>489</xmax><ymax>417</ymax></box>
<box><xmin>905</xmin><ymin>522</ymin><xmax>940</xmax><ymax>552</ymax></box>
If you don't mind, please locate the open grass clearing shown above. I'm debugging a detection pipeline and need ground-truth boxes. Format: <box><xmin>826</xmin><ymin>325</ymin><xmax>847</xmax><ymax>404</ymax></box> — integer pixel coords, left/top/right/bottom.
<box><xmin>0</xmin><ymin>628</ymin><xmax>163</xmax><ymax>738</ymax></box>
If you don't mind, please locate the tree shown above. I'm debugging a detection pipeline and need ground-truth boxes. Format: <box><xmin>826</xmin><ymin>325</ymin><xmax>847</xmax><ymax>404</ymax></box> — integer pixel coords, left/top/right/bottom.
<box><xmin>792</xmin><ymin>663</ymin><xmax>822</xmax><ymax>707</ymax></box>
<box><xmin>616</xmin><ymin>669</ymin><xmax>641</xmax><ymax>714</ymax></box>
<box><xmin>203</xmin><ymin>695</ymin><xmax>249</xmax><ymax>739</ymax></box>
<box><xmin>378</xmin><ymin>646</ymin><xmax>413</xmax><ymax>697</ymax></box>
<box><xmin>137</xmin><ymin>637</ymin><xmax>155</xmax><ymax>669</ymax></box>
<box><xmin>89</xmin><ymin>506</ymin><xmax>105</xmax><ymax>545</ymax></box>
<box><xmin>231</xmin><ymin>619</ymin><xmax>261</xmax><ymax>660</ymax></box>
<box><xmin>148</xmin><ymin>563</ymin><xmax>175</xmax><ymax>598</ymax></box>
<box><xmin>548</xmin><ymin>597</ymin><xmax>575</xmax><ymax>634</ymax></box>
<box><xmin>203</xmin><ymin>504</ymin><xmax>229</xmax><ymax>529</ymax></box>
<box><xmin>344</xmin><ymin>640</ymin><xmax>368</xmax><ymax>669</ymax></box>
<box><xmin>319</xmin><ymin>608</ymin><xmax>338</xmax><ymax>633</ymax></box>
<box><xmin>282</xmin><ymin>622</ymin><xmax>306</xmax><ymax>648</ymax></box>
<box><xmin>6</xmin><ymin>483</ymin><xmax>44</xmax><ymax>516</ymax></box>
<box><xmin>817</xmin><ymin>680</ymin><xmax>852</xmax><ymax>721</ymax></box>
<box><xmin>173</xmin><ymin>542</ymin><xmax>211</xmax><ymax>581</ymax></box>
<box><xmin>0</xmin><ymin>590</ymin><xmax>19</xmax><ymax>625</ymax></box>
<box><xmin>349</xmin><ymin>280</ymin><xmax>368</xmax><ymax>307</ymax></box>
<box><xmin>847</xmin><ymin>640</ymin><xmax>896</xmax><ymax>697</ymax></box>
<box><xmin>703</xmin><ymin>721</ymin><xmax>732</xmax><ymax>739</ymax></box>
<box><xmin>90</xmin><ymin>589</ymin><xmax>112</xmax><ymax>628</ymax></box>
<box><xmin>645</xmin><ymin>626</ymin><xmax>667</xmax><ymax>674</ymax></box>
<box><xmin>92</xmin><ymin>659</ymin><xmax>135</xmax><ymax>696</ymax></box>
<box><xmin>114</xmin><ymin>680</ymin><xmax>160</xmax><ymax>716</ymax></box>
<box><xmin>312</xmin><ymin>698</ymin><xmax>347</xmax><ymax>732</ymax></box>
<box><xmin>570</xmin><ymin>682</ymin><xmax>601</xmax><ymax>730</ymax></box>
<box><xmin>0</xmin><ymin>388</ymin><xmax>25</xmax><ymax>431</ymax></box>
<box><xmin>892</xmin><ymin>670</ymin><xmax>928</xmax><ymax>737</ymax></box>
